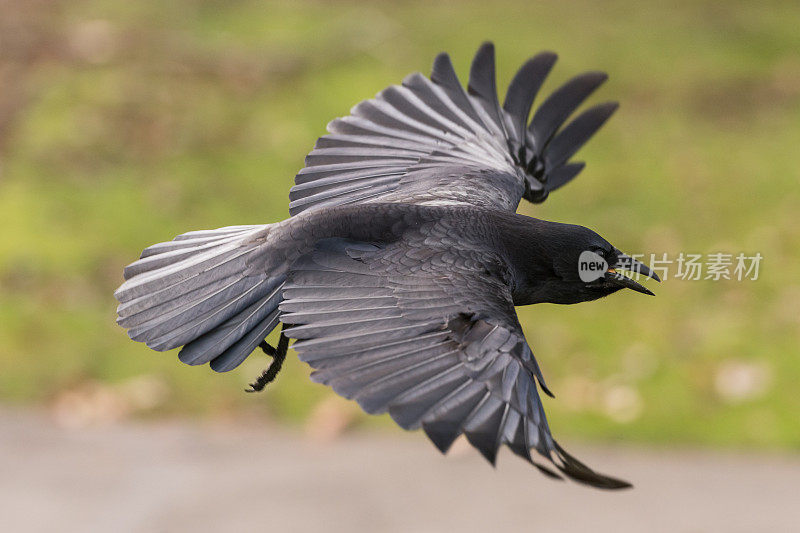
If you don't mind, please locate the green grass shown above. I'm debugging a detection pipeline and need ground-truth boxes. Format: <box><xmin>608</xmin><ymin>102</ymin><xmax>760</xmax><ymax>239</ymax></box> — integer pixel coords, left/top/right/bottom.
<box><xmin>2</xmin><ymin>0</ymin><xmax>799</xmax><ymax>448</ymax></box>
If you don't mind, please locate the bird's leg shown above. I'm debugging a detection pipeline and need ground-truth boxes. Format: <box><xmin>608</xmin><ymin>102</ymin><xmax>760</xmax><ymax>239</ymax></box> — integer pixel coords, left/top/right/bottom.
<box><xmin>246</xmin><ymin>327</ymin><xmax>290</xmax><ymax>393</ymax></box>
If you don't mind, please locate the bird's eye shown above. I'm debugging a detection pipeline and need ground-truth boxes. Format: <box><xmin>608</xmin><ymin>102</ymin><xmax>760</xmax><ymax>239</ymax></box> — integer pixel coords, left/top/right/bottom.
<box><xmin>591</xmin><ymin>247</ymin><xmax>606</xmax><ymax>258</ymax></box>
<box><xmin>589</xmin><ymin>247</ymin><xmax>614</xmax><ymax>265</ymax></box>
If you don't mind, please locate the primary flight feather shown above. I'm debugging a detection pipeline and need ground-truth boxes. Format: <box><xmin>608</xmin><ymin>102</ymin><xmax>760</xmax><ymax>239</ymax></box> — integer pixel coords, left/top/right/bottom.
<box><xmin>115</xmin><ymin>42</ymin><xmax>659</xmax><ymax>489</ymax></box>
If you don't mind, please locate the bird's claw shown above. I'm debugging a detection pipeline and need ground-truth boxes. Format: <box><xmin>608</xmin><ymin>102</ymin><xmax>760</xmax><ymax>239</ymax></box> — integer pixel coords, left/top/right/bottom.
<box><xmin>245</xmin><ymin>329</ymin><xmax>289</xmax><ymax>393</ymax></box>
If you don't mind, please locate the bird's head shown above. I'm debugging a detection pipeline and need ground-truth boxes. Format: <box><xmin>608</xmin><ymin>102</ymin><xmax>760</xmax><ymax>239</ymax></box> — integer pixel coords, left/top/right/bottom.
<box><xmin>516</xmin><ymin>220</ymin><xmax>661</xmax><ymax>304</ymax></box>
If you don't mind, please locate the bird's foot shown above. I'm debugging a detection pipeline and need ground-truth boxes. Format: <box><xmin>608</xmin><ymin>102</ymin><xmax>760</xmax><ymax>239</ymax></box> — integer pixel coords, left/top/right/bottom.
<box><xmin>245</xmin><ymin>330</ymin><xmax>289</xmax><ymax>393</ymax></box>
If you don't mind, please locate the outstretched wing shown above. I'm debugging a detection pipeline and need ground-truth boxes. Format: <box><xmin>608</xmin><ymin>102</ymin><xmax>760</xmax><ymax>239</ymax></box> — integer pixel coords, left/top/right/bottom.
<box><xmin>289</xmin><ymin>42</ymin><xmax>617</xmax><ymax>215</ymax></box>
<box><xmin>279</xmin><ymin>237</ymin><xmax>630</xmax><ymax>489</ymax></box>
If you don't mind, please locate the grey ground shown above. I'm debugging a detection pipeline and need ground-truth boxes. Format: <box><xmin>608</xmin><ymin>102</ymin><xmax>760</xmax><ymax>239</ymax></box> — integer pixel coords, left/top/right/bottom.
<box><xmin>2</xmin><ymin>407</ymin><xmax>798</xmax><ymax>533</ymax></box>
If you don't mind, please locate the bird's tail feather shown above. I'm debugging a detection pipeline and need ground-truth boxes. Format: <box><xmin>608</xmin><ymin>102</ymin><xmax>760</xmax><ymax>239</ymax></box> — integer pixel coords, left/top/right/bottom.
<box><xmin>115</xmin><ymin>224</ymin><xmax>285</xmax><ymax>372</ymax></box>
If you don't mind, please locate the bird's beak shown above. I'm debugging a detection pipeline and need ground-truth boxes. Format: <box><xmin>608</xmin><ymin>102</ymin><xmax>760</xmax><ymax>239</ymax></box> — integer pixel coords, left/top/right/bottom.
<box><xmin>605</xmin><ymin>251</ymin><xmax>661</xmax><ymax>296</ymax></box>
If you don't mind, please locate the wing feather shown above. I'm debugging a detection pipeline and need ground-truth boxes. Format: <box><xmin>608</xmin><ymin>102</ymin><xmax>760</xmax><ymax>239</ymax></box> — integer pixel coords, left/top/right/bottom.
<box><xmin>529</xmin><ymin>71</ymin><xmax>608</xmax><ymax>151</ymax></box>
<box><xmin>290</xmin><ymin>44</ymin><xmax>616</xmax><ymax>214</ymax></box>
<box><xmin>280</xmin><ymin>237</ymin><xmax>631</xmax><ymax>489</ymax></box>
<box><xmin>503</xmin><ymin>52</ymin><xmax>558</xmax><ymax>150</ymax></box>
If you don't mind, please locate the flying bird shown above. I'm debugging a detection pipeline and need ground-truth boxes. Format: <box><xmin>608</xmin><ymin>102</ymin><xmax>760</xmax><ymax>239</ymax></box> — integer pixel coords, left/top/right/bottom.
<box><xmin>115</xmin><ymin>43</ymin><xmax>660</xmax><ymax>489</ymax></box>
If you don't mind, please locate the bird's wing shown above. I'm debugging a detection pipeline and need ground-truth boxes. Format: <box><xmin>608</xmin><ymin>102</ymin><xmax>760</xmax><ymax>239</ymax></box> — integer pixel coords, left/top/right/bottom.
<box><xmin>279</xmin><ymin>237</ymin><xmax>630</xmax><ymax>489</ymax></box>
<box><xmin>289</xmin><ymin>42</ymin><xmax>617</xmax><ymax>215</ymax></box>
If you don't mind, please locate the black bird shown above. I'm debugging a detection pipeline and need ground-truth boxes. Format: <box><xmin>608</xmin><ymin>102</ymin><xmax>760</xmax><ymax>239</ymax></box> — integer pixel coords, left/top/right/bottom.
<box><xmin>115</xmin><ymin>43</ymin><xmax>660</xmax><ymax>489</ymax></box>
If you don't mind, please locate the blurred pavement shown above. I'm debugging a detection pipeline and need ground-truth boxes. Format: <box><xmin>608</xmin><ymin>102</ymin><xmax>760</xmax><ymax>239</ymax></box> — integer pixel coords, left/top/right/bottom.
<box><xmin>2</xmin><ymin>407</ymin><xmax>799</xmax><ymax>533</ymax></box>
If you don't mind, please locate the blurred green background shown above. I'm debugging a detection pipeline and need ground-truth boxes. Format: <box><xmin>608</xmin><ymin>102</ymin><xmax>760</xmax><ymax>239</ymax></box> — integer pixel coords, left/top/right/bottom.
<box><xmin>1</xmin><ymin>0</ymin><xmax>798</xmax><ymax>448</ymax></box>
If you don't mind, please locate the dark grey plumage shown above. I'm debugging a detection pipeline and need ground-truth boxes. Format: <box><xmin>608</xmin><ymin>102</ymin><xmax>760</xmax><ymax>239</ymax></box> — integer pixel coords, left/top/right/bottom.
<box><xmin>290</xmin><ymin>42</ymin><xmax>616</xmax><ymax>213</ymax></box>
<box><xmin>115</xmin><ymin>44</ymin><xmax>659</xmax><ymax>490</ymax></box>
